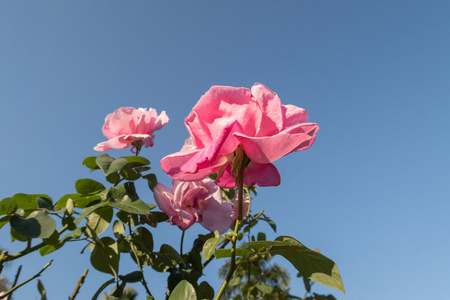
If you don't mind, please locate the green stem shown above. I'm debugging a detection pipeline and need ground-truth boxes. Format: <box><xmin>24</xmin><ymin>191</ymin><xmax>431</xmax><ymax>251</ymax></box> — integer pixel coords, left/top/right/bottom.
<box><xmin>128</xmin><ymin>221</ymin><xmax>143</xmax><ymax>273</ymax></box>
<box><xmin>69</xmin><ymin>268</ymin><xmax>89</xmax><ymax>300</ymax></box>
<box><xmin>2</xmin><ymin>260</ymin><xmax>53</xmax><ymax>298</ymax></box>
<box><xmin>180</xmin><ymin>230</ymin><xmax>185</xmax><ymax>257</ymax></box>
<box><xmin>7</xmin><ymin>264</ymin><xmax>22</xmax><ymax>300</ymax></box>
<box><xmin>128</xmin><ymin>219</ymin><xmax>153</xmax><ymax>298</ymax></box>
<box><xmin>215</xmin><ymin>156</ymin><xmax>245</xmax><ymax>300</ymax></box>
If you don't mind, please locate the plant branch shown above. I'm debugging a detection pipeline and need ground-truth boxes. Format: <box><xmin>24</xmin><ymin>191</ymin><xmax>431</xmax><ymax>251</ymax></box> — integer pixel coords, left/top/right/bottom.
<box><xmin>69</xmin><ymin>268</ymin><xmax>89</xmax><ymax>300</ymax></box>
<box><xmin>0</xmin><ymin>251</ymin><xmax>9</xmax><ymax>275</ymax></box>
<box><xmin>6</xmin><ymin>265</ymin><xmax>22</xmax><ymax>300</ymax></box>
<box><xmin>215</xmin><ymin>149</ymin><xmax>246</xmax><ymax>300</ymax></box>
<box><xmin>127</xmin><ymin>218</ymin><xmax>153</xmax><ymax>298</ymax></box>
<box><xmin>2</xmin><ymin>260</ymin><xmax>53</xmax><ymax>298</ymax></box>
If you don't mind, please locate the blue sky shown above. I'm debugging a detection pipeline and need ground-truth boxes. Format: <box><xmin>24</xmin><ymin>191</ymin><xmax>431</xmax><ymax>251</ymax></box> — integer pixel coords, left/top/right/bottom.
<box><xmin>1</xmin><ymin>1</ymin><xmax>450</xmax><ymax>299</ymax></box>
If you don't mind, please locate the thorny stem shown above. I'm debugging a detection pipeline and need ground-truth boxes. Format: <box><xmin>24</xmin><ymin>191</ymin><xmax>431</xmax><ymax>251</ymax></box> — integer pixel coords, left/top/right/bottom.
<box><xmin>2</xmin><ymin>260</ymin><xmax>53</xmax><ymax>298</ymax></box>
<box><xmin>214</xmin><ymin>147</ymin><xmax>246</xmax><ymax>300</ymax></box>
<box><xmin>69</xmin><ymin>268</ymin><xmax>89</xmax><ymax>300</ymax></box>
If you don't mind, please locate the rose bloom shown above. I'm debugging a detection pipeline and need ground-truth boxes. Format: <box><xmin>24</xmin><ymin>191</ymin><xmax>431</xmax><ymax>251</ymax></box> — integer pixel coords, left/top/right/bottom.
<box><xmin>153</xmin><ymin>178</ymin><xmax>234</xmax><ymax>233</ymax></box>
<box><xmin>161</xmin><ymin>83</ymin><xmax>319</xmax><ymax>188</ymax></box>
<box><xmin>94</xmin><ymin>107</ymin><xmax>169</xmax><ymax>153</ymax></box>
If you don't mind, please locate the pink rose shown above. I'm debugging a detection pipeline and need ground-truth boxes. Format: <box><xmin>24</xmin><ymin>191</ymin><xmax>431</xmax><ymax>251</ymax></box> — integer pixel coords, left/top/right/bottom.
<box><xmin>153</xmin><ymin>178</ymin><xmax>234</xmax><ymax>233</ymax></box>
<box><xmin>94</xmin><ymin>107</ymin><xmax>169</xmax><ymax>153</ymax></box>
<box><xmin>161</xmin><ymin>83</ymin><xmax>318</xmax><ymax>188</ymax></box>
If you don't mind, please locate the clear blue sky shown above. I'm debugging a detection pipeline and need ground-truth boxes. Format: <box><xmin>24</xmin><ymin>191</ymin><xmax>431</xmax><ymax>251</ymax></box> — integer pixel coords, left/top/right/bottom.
<box><xmin>1</xmin><ymin>1</ymin><xmax>449</xmax><ymax>299</ymax></box>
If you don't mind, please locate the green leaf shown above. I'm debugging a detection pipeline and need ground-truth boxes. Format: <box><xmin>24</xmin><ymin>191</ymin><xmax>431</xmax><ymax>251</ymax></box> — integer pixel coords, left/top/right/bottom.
<box><xmin>247</xmin><ymin>185</ymin><xmax>258</xmax><ymax>196</ymax></box>
<box><xmin>255</xmin><ymin>282</ymin><xmax>273</xmax><ymax>294</ymax></box>
<box><xmin>61</xmin><ymin>227</ymin><xmax>85</xmax><ymax>242</ymax></box>
<box><xmin>132</xmin><ymin>227</ymin><xmax>154</xmax><ymax>253</ymax></box>
<box><xmin>202</xmin><ymin>237</ymin><xmax>220</xmax><ymax>260</ymax></box>
<box><xmin>257</xmin><ymin>232</ymin><xmax>266</xmax><ymax>241</ymax></box>
<box><xmin>116</xmin><ymin>210</ymin><xmax>139</xmax><ymax>227</ymax></box>
<box><xmin>42</xmin><ymin>230</ymin><xmax>60</xmax><ymax>245</ymax></box>
<box><xmin>10</xmin><ymin>211</ymin><xmax>56</xmax><ymax>239</ymax></box>
<box><xmin>89</xmin><ymin>237</ymin><xmax>120</xmax><ymax>278</ymax></box>
<box><xmin>36</xmin><ymin>197</ymin><xmax>53</xmax><ymax>210</ymax></box>
<box><xmin>120</xmin><ymin>156</ymin><xmax>151</xmax><ymax>181</ymax></box>
<box><xmin>39</xmin><ymin>241</ymin><xmax>64</xmax><ymax>256</ymax></box>
<box><xmin>75</xmin><ymin>179</ymin><xmax>105</xmax><ymax>195</ymax></box>
<box><xmin>113</xmin><ymin>220</ymin><xmax>125</xmax><ymax>239</ymax></box>
<box><xmin>108</xmin><ymin>182</ymin><xmax>154</xmax><ymax>214</ymax></box>
<box><xmin>229</xmin><ymin>276</ymin><xmax>241</xmax><ymax>287</ymax></box>
<box><xmin>213</xmin><ymin>247</ymin><xmax>254</xmax><ymax>259</ymax></box>
<box><xmin>54</xmin><ymin>193</ymin><xmax>81</xmax><ymax>209</ymax></box>
<box><xmin>120</xmin><ymin>168</ymin><xmax>141</xmax><ymax>181</ymax></box>
<box><xmin>74</xmin><ymin>202</ymin><xmax>105</xmax><ymax>226</ymax></box>
<box><xmin>12</xmin><ymin>193</ymin><xmax>46</xmax><ymax>211</ymax></box>
<box><xmin>187</xmin><ymin>251</ymin><xmax>203</xmax><ymax>272</ymax></box>
<box><xmin>11</xmin><ymin>226</ymin><xmax>28</xmax><ymax>242</ymax></box>
<box><xmin>0</xmin><ymin>197</ymin><xmax>17</xmax><ymax>215</ymax></box>
<box><xmin>107</xmin><ymin>158</ymin><xmax>129</xmax><ymax>176</ymax></box>
<box><xmin>82</xmin><ymin>156</ymin><xmax>100</xmax><ymax>171</ymax></box>
<box><xmin>37</xmin><ymin>279</ymin><xmax>47</xmax><ymax>300</ymax></box>
<box><xmin>139</xmin><ymin>212</ymin><xmax>168</xmax><ymax>227</ymax></box>
<box><xmin>159</xmin><ymin>244</ymin><xmax>183</xmax><ymax>267</ymax></box>
<box><xmin>143</xmin><ymin>173</ymin><xmax>158</xmax><ymax>191</ymax></box>
<box><xmin>109</xmin><ymin>182</ymin><xmax>138</xmax><ymax>201</ymax></box>
<box><xmin>119</xmin><ymin>271</ymin><xmax>143</xmax><ymax>283</ymax></box>
<box><xmin>263</xmin><ymin>218</ymin><xmax>277</xmax><ymax>232</ymax></box>
<box><xmin>95</xmin><ymin>153</ymin><xmax>114</xmax><ymax>172</ymax></box>
<box><xmin>122</xmin><ymin>156</ymin><xmax>150</xmax><ymax>166</ymax></box>
<box><xmin>109</xmin><ymin>198</ymin><xmax>153</xmax><ymax>215</ymax></box>
<box><xmin>86</xmin><ymin>207</ymin><xmax>113</xmax><ymax>236</ymax></box>
<box><xmin>197</xmin><ymin>281</ymin><xmax>215</xmax><ymax>300</ymax></box>
<box><xmin>0</xmin><ymin>216</ymin><xmax>11</xmax><ymax>229</ymax></box>
<box><xmin>96</xmin><ymin>154</ymin><xmax>129</xmax><ymax>176</ymax></box>
<box><xmin>73</xmin><ymin>195</ymin><xmax>102</xmax><ymax>208</ymax></box>
<box><xmin>246</xmin><ymin>236</ymin><xmax>345</xmax><ymax>293</ymax></box>
<box><xmin>106</xmin><ymin>172</ymin><xmax>121</xmax><ymax>184</ymax></box>
<box><xmin>168</xmin><ymin>280</ymin><xmax>196</xmax><ymax>300</ymax></box>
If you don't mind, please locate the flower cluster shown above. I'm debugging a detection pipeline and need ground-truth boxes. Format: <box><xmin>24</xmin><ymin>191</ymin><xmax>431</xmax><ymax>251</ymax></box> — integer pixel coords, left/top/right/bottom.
<box><xmin>95</xmin><ymin>83</ymin><xmax>317</xmax><ymax>232</ymax></box>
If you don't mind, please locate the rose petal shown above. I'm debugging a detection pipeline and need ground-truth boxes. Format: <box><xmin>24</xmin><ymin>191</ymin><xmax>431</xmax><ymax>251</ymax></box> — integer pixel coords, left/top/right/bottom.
<box><xmin>180</xmin><ymin>121</ymin><xmax>241</xmax><ymax>173</ymax></box>
<box><xmin>200</xmin><ymin>195</ymin><xmax>233</xmax><ymax>234</ymax></box>
<box><xmin>244</xmin><ymin>162</ymin><xmax>281</xmax><ymax>187</ymax></box>
<box><xmin>153</xmin><ymin>183</ymin><xmax>177</xmax><ymax>217</ymax></box>
<box><xmin>215</xmin><ymin>161</ymin><xmax>281</xmax><ymax>188</ymax></box>
<box><xmin>186</xmin><ymin>85</ymin><xmax>261</xmax><ymax>147</ymax></box>
<box><xmin>251</xmin><ymin>83</ymin><xmax>284</xmax><ymax>136</ymax></box>
<box><xmin>215</xmin><ymin>164</ymin><xmax>236</xmax><ymax>188</ymax></box>
<box><xmin>234</xmin><ymin>123</ymin><xmax>318</xmax><ymax>164</ymax></box>
<box><xmin>93</xmin><ymin>136</ymin><xmax>131</xmax><ymax>151</ymax></box>
<box><xmin>161</xmin><ymin>149</ymin><xmax>228</xmax><ymax>181</ymax></box>
<box><xmin>282</xmin><ymin>104</ymin><xmax>308</xmax><ymax>127</ymax></box>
